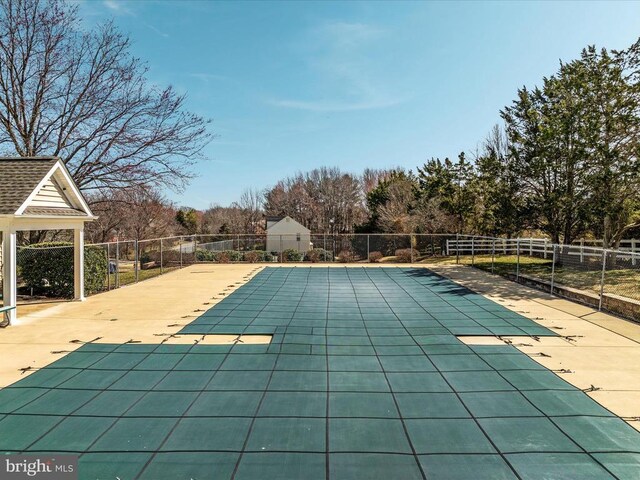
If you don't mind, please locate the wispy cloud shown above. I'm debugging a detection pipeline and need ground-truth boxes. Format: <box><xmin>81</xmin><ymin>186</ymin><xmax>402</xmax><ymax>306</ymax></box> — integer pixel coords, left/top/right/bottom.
<box><xmin>265</xmin><ymin>97</ymin><xmax>403</xmax><ymax>112</ymax></box>
<box><xmin>144</xmin><ymin>22</ymin><xmax>169</xmax><ymax>38</ymax></box>
<box><xmin>103</xmin><ymin>0</ymin><xmax>135</xmax><ymax>16</ymax></box>
<box><xmin>188</xmin><ymin>73</ymin><xmax>228</xmax><ymax>83</ymax></box>
<box><xmin>267</xmin><ymin>20</ymin><xmax>407</xmax><ymax>113</ymax></box>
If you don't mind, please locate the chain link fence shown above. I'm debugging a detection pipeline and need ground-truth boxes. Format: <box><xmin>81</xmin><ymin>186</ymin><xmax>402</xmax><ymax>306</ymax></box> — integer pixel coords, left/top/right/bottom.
<box><xmin>9</xmin><ymin>232</ymin><xmax>640</xmax><ymax>322</ymax></box>
<box><xmin>447</xmin><ymin>235</ymin><xmax>640</xmax><ymax>321</ymax></box>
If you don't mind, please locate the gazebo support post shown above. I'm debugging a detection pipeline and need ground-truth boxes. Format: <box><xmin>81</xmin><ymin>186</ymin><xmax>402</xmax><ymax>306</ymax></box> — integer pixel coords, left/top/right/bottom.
<box><xmin>74</xmin><ymin>227</ymin><xmax>85</xmax><ymax>301</ymax></box>
<box><xmin>2</xmin><ymin>229</ymin><xmax>17</xmax><ymax>324</ymax></box>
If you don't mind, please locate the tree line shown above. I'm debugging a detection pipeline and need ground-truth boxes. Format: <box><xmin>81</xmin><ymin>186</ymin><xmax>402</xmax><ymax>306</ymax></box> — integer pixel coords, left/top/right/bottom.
<box><xmin>2</xmin><ymin>1</ymin><xmax>638</xmax><ymax>248</ymax></box>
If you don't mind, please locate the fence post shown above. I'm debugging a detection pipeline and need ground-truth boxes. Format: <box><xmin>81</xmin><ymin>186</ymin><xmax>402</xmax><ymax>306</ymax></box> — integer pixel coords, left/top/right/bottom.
<box><xmin>115</xmin><ymin>239</ymin><xmax>120</xmax><ymax>288</ymax></box>
<box><xmin>194</xmin><ymin>236</ymin><xmax>198</xmax><ymax>263</ymax></box>
<box><xmin>529</xmin><ymin>238</ymin><xmax>533</xmax><ymax>256</ymax></box>
<box><xmin>598</xmin><ymin>250</ymin><xmax>607</xmax><ymax>311</ymax></box>
<box><xmin>134</xmin><ymin>239</ymin><xmax>139</xmax><ymax>283</ymax></box>
<box><xmin>516</xmin><ymin>238</ymin><xmax>520</xmax><ymax>281</ymax></box>
<box><xmin>367</xmin><ymin>234</ymin><xmax>370</xmax><ymax>262</ymax></box>
<box><xmin>456</xmin><ymin>233</ymin><xmax>460</xmax><ymax>265</ymax></box>
<box><xmin>580</xmin><ymin>238</ymin><xmax>584</xmax><ymax>263</ymax></box>
<box><xmin>544</xmin><ymin>239</ymin><xmax>548</xmax><ymax>259</ymax></box>
<box><xmin>410</xmin><ymin>234</ymin><xmax>415</xmax><ymax>263</ymax></box>
<box><xmin>491</xmin><ymin>238</ymin><xmax>495</xmax><ymax>274</ymax></box>
<box><xmin>106</xmin><ymin>243</ymin><xmax>111</xmax><ymax>291</ymax></box>
<box><xmin>632</xmin><ymin>239</ymin><xmax>637</xmax><ymax>267</ymax></box>
<box><xmin>471</xmin><ymin>236</ymin><xmax>475</xmax><ymax>266</ymax></box>
<box><xmin>160</xmin><ymin>238</ymin><xmax>164</xmax><ymax>274</ymax></box>
<box><xmin>550</xmin><ymin>244</ymin><xmax>556</xmax><ymax>295</ymax></box>
<box><xmin>180</xmin><ymin>236</ymin><xmax>183</xmax><ymax>268</ymax></box>
<box><xmin>332</xmin><ymin>235</ymin><xmax>336</xmax><ymax>263</ymax></box>
<box><xmin>280</xmin><ymin>235</ymin><xmax>283</xmax><ymax>262</ymax></box>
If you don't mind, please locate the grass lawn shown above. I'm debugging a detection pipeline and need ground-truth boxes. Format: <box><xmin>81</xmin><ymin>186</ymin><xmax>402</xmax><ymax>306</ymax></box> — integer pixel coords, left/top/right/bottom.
<box><xmin>428</xmin><ymin>254</ymin><xmax>640</xmax><ymax>302</ymax></box>
<box><xmin>105</xmin><ymin>266</ymin><xmax>180</xmax><ymax>289</ymax></box>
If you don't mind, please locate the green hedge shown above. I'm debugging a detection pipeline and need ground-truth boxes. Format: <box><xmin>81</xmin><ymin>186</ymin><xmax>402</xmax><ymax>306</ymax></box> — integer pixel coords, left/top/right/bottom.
<box><xmin>18</xmin><ymin>242</ymin><xmax>108</xmax><ymax>297</ymax></box>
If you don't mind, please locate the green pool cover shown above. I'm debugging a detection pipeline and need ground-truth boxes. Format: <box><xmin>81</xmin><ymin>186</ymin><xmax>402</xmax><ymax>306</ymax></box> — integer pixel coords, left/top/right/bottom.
<box><xmin>0</xmin><ymin>267</ymin><xmax>638</xmax><ymax>479</ymax></box>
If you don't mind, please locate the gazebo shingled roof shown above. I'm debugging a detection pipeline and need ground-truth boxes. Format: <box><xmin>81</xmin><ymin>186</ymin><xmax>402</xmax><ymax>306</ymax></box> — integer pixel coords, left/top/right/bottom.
<box><xmin>0</xmin><ymin>157</ymin><xmax>95</xmax><ymax>325</ymax></box>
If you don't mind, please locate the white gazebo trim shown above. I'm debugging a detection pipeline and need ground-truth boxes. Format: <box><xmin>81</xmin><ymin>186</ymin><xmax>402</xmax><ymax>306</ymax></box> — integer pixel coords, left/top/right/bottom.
<box><xmin>15</xmin><ymin>161</ymin><xmax>92</xmax><ymax>216</ymax></box>
<box><xmin>0</xmin><ymin>157</ymin><xmax>95</xmax><ymax>325</ymax></box>
<box><xmin>1</xmin><ymin>229</ymin><xmax>17</xmax><ymax>324</ymax></box>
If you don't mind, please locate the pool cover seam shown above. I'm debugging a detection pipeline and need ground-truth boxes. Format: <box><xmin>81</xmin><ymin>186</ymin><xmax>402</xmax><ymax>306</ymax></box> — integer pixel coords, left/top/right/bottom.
<box><xmin>7</xmin><ymin>448</ymin><xmax>638</xmax><ymax>456</ymax></box>
<box><xmin>324</xmin><ymin>267</ymin><xmax>331</xmax><ymax>480</ymax></box>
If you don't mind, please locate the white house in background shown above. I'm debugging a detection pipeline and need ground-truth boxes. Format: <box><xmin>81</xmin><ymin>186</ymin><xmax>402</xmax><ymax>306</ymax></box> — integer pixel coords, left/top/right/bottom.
<box><xmin>265</xmin><ymin>216</ymin><xmax>311</xmax><ymax>253</ymax></box>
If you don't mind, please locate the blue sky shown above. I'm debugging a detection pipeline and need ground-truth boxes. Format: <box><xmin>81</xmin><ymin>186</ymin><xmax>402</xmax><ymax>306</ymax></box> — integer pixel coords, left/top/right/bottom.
<box><xmin>78</xmin><ymin>0</ymin><xmax>640</xmax><ymax>209</ymax></box>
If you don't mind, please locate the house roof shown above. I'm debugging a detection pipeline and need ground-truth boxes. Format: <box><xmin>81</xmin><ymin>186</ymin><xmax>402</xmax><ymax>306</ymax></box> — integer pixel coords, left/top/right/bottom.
<box><xmin>266</xmin><ymin>215</ymin><xmax>310</xmax><ymax>233</ymax></box>
<box><xmin>0</xmin><ymin>157</ymin><xmax>59</xmax><ymax>215</ymax></box>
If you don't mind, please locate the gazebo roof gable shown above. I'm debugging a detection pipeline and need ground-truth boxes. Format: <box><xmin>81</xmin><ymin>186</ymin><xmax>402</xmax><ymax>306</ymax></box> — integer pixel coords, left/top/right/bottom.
<box><xmin>0</xmin><ymin>157</ymin><xmax>93</xmax><ymax>219</ymax></box>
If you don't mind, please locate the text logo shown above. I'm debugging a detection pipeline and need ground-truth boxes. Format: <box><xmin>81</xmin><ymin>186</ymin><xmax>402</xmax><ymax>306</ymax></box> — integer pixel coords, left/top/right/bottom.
<box><xmin>1</xmin><ymin>456</ymin><xmax>77</xmax><ymax>480</ymax></box>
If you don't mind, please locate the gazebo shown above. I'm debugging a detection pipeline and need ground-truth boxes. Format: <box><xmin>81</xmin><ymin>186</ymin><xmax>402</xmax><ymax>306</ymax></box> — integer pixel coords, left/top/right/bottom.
<box><xmin>0</xmin><ymin>157</ymin><xmax>95</xmax><ymax>325</ymax></box>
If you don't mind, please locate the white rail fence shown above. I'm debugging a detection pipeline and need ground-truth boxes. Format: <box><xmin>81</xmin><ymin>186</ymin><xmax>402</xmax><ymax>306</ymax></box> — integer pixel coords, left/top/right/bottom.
<box><xmin>446</xmin><ymin>235</ymin><xmax>640</xmax><ymax>319</ymax></box>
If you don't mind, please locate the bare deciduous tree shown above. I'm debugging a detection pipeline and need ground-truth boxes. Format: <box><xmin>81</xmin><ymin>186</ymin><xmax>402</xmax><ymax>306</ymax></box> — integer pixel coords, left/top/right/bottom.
<box><xmin>235</xmin><ymin>188</ymin><xmax>264</xmax><ymax>233</ymax></box>
<box><xmin>201</xmin><ymin>204</ymin><xmax>246</xmax><ymax>235</ymax></box>
<box><xmin>264</xmin><ymin>167</ymin><xmax>366</xmax><ymax>233</ymax></box>
<box><xmin>86</xmin><ymin>187</ymin><xmax>178</xmax><ymax>242</ymax></box>
<box><xmin>0</xmin><ymin>0</ymin><xmax>212</xmax><ymax>193</ymax></box>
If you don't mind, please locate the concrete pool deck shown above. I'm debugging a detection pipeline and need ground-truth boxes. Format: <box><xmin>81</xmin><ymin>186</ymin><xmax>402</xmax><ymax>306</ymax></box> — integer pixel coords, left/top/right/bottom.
<box><xmin>1</xmin><ymin>262</ymin><xmax>639</xmax><ymax>435</ymax></box>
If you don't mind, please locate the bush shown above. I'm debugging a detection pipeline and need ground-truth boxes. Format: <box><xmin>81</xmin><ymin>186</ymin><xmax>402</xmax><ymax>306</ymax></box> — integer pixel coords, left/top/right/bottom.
<box><xmin>305</xmin><ymin>248</ymin><xmax>333</xmax><ymax>263</ymax></box>
<box><xmin>18</xmin><ymin>242</ymin><xmax>108</xmax><ymax>297</ymax></box>
<box><xmin>195</xmin><ymin>249</ymin><xmax>216</xmax><ymax>261</ymax></box>
<box><xmin>282</xmin><ymin>249</ymin><xmax>304</xmax><ymax>262</ymax></box>
<box><xmin>216</xmin><ymin>251</ymin><xmax>231</xmax><ymax>263</ymax></box>
<box><xmin>140</xmin><ymin>249</ymin><xmax>181</xmax><ymax>266</ymax></box>
<box><xmin>243</xmin><ymin>250</ymin><xmax>274</xmax><ymax>262</ymax></box>
<box><xmin>395</xmin><ymin>248</ymin><xmax>413</xmax><ymax>263</ymax></box>
<box><xmin>195</xmin><ymin>249</ymin><xmax>244</xmax><ymax>263</ymax></box>
<box><xmin>338</xmin><ymin>250</ymin><xmax>358</xmax><ymax>263</ymax></box>
<box><xmin>369</xmin><ymin>251</ymin><xmax>383</xmax><ymax>263</ymax></box>
<box><xmin>223</xmin><ymin>250</ymin><xmax>243</xmax><ymax>262</ymax></box>
<box><xmin>244</xmin><ymin>251</ymin><xmax>261</xmax><ymax>263</ymax></box>
<box><xmin>162</xmin><ymin>250</ymin><xmax>181</xmax><ymax>265</ymax></box>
